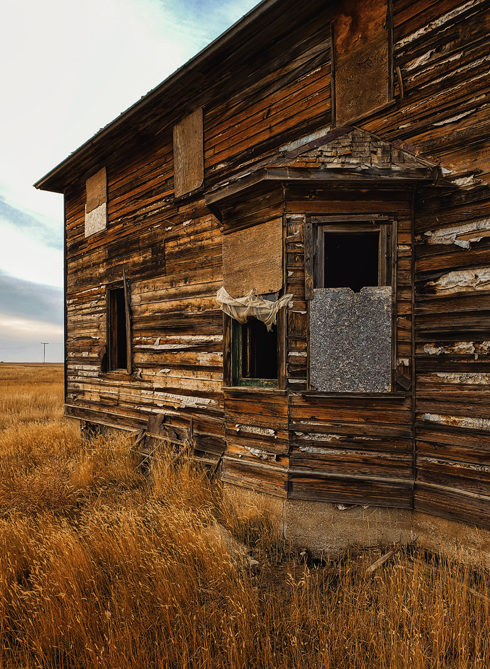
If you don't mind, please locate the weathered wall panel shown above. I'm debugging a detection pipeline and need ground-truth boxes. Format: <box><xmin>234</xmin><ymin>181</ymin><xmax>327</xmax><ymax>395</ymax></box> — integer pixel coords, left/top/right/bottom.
<box><xmin>173</xmin><ymin>109</ymin><xmax>204</xmax><ymax>197</ymax></box>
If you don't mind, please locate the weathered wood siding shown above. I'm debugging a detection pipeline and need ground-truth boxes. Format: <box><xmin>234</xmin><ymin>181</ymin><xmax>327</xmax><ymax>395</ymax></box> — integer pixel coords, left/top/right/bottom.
<box><xmin>59</xmin><ymin>0</ymin><xmax>490</xmax><ymax>529</ymax></box>
<box><xmin>64</xmin><ymin>124</ymin><xmax>225</xmax><ymax>456</ymax></box>
<box><xmin>284</xmin><ymin>189</ymin><xmax>414</xmax><ymax>507</ymax></box>
<box><xmin>204</xmin><ymin>9</ymin><xmax>332</xmax><ymax>186</ymax></box>
<box><xmin>361</xmin><ymin>0</ymin><xmax>490</xmax><ymax>525</ymax></box>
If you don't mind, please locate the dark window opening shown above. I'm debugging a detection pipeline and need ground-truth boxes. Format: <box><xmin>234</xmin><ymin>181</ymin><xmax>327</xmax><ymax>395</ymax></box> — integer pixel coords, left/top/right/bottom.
<box><xmin>324</xmin><ymin>232</ymin><xmax>379</xmax><ymax>292</ymax></box>
<box><xmin>241</xmin><ymin>319</ymin><xmax>278</xmax><ymax>380</ymax></box>
<box><xmin>109</xmin><ymin>288</ymin><xmax>127</xmax><ymax>370</ymax></box>
<box><xmin>232</xmin><ymin>317</ymin><xmax>278</xmax><ymax>387</ymax></box>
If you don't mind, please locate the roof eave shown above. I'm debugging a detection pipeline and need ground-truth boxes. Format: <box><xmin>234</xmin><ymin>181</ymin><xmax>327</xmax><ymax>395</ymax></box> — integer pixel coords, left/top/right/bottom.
<box><xmin>34</xmin><ymin>0</ymin><xmax>285</xmax><ymax>193</ymax></box>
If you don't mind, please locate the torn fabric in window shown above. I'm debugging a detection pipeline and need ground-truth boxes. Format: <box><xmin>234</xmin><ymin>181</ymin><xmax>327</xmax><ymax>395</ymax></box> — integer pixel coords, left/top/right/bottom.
<box><xmin>217</xmin><ymin>287</ymin><xmax>292</xmax><ymax>331</ymax></box>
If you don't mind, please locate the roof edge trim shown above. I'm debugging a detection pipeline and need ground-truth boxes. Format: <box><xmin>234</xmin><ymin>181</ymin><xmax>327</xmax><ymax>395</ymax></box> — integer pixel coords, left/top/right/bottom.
<box><xmin>34</xmin><ymin>0</ymin><xmax>284</xmax><ymax>192</ymax></box>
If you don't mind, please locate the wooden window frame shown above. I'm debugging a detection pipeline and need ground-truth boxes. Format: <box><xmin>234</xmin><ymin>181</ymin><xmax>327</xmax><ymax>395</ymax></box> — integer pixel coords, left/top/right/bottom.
<box><xmin>105</xmin><ymin>270</ymin><xmax>132</xmax><ymax>375</ymax></box>
<box><xmin>305</xmin><ymin>214</ymin><xmax>397</xmax><ymax>392</ymax></box>
<box><xmin>223</xmin><ymin>307</ymin><xmax>286</xmax><ymax>391</ymax></box>
<box><xmin>314</xmin><ymin>221</ymin><xmax>393</xmax><ymax>289</ymax></box>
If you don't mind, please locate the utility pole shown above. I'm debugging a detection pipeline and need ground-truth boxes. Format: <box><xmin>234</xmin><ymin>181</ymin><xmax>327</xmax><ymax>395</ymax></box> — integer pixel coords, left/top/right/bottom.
<box><xmin>41</xmin><ymin>342</ymin><xmax>49</xmax><ymax>363</ymax></box>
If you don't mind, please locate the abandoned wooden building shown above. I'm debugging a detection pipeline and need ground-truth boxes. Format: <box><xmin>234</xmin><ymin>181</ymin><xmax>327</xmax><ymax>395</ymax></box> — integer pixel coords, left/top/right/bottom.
<box><xmin>35</xmin><ymin>0</ymin><xmax>490</xmax><ymax>552</ymax></box>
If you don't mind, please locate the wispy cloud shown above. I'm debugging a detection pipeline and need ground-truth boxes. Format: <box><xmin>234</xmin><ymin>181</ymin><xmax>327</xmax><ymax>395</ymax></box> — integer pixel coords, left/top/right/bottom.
<box><xmin>0</xmin><ymin>197</ymin><xmax>62</xmax><ymax>251</ymax></box>
<box><xmin>0</xmin><ymin>271</ymin><xmax>63</xmax><ymax>324</ymax></box>
<box><xmin>0</xmin><ymin>0</ymin><xmax>259</xmax><ymax>361</ymax></box>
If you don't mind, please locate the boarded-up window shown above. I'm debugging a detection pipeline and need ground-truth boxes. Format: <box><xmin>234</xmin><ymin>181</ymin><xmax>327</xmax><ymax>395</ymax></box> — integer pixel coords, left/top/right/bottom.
<box><xmin>222</xmin><ymin>219</ymin><xmax>283</xmax><ymax>297</ymax></box>
<box><xmin>173</xmin><ymin>108</ymin><xmax>204</xmax><ymax>197</ymax></box>
<box><xmin>85</xmin><ymin>167</ymin><xmax>107</xmax><ymax>237</ymax></box>
<box><xmin>333</xmin><ymin>0</ymin><xmax>390</xmax><ymax>126</ymax></box>
<box><xmin>308</xmin><ymin>220</ymin><xmax>394</xmax><ymax>393</ymax></box>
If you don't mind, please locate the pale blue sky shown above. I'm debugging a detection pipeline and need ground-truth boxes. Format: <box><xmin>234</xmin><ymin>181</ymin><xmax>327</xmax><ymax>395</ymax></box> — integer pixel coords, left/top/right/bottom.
<box><xmin>0</xmin><ymin>0</ymin><xmax>259</xmax><ymax>362</ymax></box>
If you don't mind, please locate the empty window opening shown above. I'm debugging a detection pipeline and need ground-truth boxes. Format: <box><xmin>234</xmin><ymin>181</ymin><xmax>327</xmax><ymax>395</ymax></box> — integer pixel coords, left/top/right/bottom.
<box><xmin>108</xmin><ymin>288</ymin><xmax>127</xmax><ymax>370</ymax></box>
<box><xmin>241</xmin><ymin>319</ymin><xmax>278</xmax><ymax>379</ymax></box>
<box><xmin>324</xmin><ymin>232</ymin><xmax>379</xmax><ymax>292</ymax></box>
<box><xmin>232</xmin><ymin>317</ymin><xmax>278</xmax><ymax>387</ymax></box>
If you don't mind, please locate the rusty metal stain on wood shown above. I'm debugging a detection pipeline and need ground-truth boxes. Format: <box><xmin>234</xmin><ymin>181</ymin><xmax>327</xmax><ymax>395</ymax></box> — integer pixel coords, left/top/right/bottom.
<box><xmin>222</xmin><ymin>218</ymin><xmax>283</xmax><ymax>296</ymax></box>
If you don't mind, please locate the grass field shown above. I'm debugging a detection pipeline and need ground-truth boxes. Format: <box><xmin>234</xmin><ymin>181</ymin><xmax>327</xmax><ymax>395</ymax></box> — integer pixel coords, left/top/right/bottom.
<box><xmin>1</xmin><ymin>363</ymin><xmax>490</xmax><ymax>668</ymax></box>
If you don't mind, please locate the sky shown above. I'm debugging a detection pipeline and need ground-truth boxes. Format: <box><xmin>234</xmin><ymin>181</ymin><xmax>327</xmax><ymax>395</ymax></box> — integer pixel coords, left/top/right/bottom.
<box><xmin>0</xmin><ymin>0</ymin><xmax>259</xmax><ymax>363</ymax></box>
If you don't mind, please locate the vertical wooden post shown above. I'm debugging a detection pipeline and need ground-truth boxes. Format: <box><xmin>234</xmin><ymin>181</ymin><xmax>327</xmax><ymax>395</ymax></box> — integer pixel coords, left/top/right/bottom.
<box><xmin>123</xmin><ymin>268</ymin><xmax>132</xmax><ymax>375</ymax></box>
<box><xmin>304</xmin><ymin>218</ymin><xmax>314</xmax><ymax>300</ymax></box>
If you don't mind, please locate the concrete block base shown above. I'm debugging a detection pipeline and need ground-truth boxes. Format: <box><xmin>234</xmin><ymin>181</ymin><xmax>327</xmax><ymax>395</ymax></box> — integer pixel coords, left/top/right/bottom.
<box><xmin>223</xmin><ymin>483</ymin><xmax>490</xmax><ymax>567</ymax></box>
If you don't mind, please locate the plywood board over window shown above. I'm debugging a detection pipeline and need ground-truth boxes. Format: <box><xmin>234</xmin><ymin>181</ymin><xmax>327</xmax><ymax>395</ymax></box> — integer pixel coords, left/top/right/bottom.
<box><xmin>173</xmin><ymin>108</ymin><xmax>204</xmax><ymax>197</ymax></box>
<box><xmin>223</xmin><ymin>218</ymin><xmax>283</xmax><ymax>297</ymax></box>
<box><xmin>308</xmin><ymin>218</ymin><xmax>395</xmax><ymax>393</ymax></box>
<box><xmin>85</xmin><ymin>167</ymin><xmax>107</xmax><ymax>237</ymax></box>
<box><xmin>333</xmin><ymin>0</ymin><xmax>390</xmax><ymax>126</ymax></box>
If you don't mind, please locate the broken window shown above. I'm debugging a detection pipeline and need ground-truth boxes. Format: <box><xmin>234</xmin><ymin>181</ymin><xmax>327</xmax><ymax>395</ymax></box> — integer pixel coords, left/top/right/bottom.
<box><xmin>307</xmin><ymin>218</ymin><xmax>394</xmax><ymax>393</ymax></box>
<box><xmin>107</xmin><ymin>273</ymin><xmax>132</xmax><ymax>374</ymax></box>
<box><xmin>217</xmin><ymin>287</ymin><xmax>292</xmax><ymax>389</ymax></box>
<box><xmin>173</xmin><ymin>108</ymin><xmax>204</xmax><ymax>197</ymax></box>
<box><xmin>85</xmin><ymin>167</ymin><xmax>107</xmax><ymax>237</ymax></box>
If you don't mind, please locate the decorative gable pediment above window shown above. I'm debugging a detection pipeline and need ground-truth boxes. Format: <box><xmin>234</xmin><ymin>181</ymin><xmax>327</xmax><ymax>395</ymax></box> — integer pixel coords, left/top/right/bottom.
<box><xmin>206</xmin><ymin>128</ymin><xmax>440</xmax><ymax>213</ymax></box>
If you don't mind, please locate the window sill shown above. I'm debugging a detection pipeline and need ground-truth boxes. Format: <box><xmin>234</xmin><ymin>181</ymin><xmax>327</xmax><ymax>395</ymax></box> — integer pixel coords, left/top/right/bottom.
<box><xmin>100</xmin><ymin>370</ymin><xmax>132</xmax><ymax>381</ymax></box>
<box><xmin>222</xmin><ymin>386</ymin><xmax>287</xmax><ymax>395</ymax></box>
<box><xmin>302</xmin><ymin>391</ymin><xmax>411</xmax><ymax>399</ymax></box>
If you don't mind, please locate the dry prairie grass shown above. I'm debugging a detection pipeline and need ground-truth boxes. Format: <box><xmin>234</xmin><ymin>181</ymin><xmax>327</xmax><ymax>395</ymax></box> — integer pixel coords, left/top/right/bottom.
<box><xmin>1</xmin><ymin>364</ymin><xmax>490</xmax><ymax>668</ymax></box>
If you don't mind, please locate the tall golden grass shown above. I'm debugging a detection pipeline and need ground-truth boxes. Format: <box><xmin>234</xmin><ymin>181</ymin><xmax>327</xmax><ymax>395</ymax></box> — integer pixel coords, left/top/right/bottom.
<box><xmin>1</xmin><ymin>363</ymin><xmax>490</xmax><ymax>668</ymax></box>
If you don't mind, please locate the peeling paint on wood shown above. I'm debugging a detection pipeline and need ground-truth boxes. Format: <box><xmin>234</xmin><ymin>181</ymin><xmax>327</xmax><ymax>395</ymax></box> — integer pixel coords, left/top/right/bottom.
<box><xmin>396</xmin><ymin>0</ymin><xmax>485</xmax><ymax>50</ymax></box>
<box><xmin>294</xmin><ymin>432</ymin><xmax>342</xmax><ymax>442</ymax></box>
<box><xmin>418</xmin><ymin>457</ymin><xmax>490</xmax><ymax>473</ymax></box>
<box><xmin>235</xmin><ymin>424</ymin><xmax>277</xmax><ymax>437</ymax></box>
<box><xmin>422</xmin><ymin>414</ymin><xmax>490</xmax><ymax>431</ymax></box>
<box><xmin>244</xmin><ymin>446</ymin><xmax>275</xmax><ymax>460</ymax></box>
<box><xmin>435</xmin><ymin>373</ymin><xmax>490</xmax><ymax>385</ymax></box>
<box><xmin>426</xmin><ymin>268</ymin><xmax>490</xmax><ymax>294</ymax></box>
<box><xmin>422</xmin><ymin>219</ymin><xmax>490</xmax><ymax>248</ymax></box>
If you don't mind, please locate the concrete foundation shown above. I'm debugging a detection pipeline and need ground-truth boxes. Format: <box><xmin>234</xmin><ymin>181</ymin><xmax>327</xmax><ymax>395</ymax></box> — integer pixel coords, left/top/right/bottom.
<box><xmin>223</xmin><ymin>483</ymin><xmax>490</xmax><ymax>567</ymax></box>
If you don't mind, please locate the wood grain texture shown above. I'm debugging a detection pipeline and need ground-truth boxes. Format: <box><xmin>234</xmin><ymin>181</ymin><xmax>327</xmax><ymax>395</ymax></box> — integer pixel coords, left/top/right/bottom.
<box><xmin>173</xmin><ymin>108</ymin><xmax>204</xmax><ymax>197</ymax></box>
<box><xmin>333</xmin><ymin>0</ymin><xmax>390</xmax><ymax>125</ymax></box>
<box><xmin>44</xmin><ymin>0</ymin><xmax>490</xmax><ymax>530</ymax></box>
<box><xmin>223</xmin><ymin>218</ymin><xmax>283</xmax><ymax>296</ymax></box>
<box><xmin>85</xmin><ymin>167</ymin><xmax>107</xmax><ymax>213</ymax></box>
